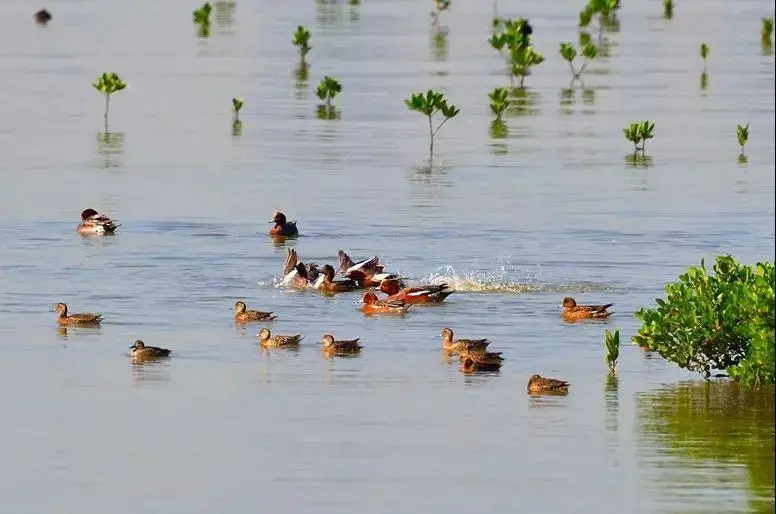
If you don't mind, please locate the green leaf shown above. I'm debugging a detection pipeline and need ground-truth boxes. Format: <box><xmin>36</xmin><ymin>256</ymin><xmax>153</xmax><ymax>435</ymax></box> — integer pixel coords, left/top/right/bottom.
<box><xmin>559</xmin><ymin>42</ymin><xmax>577</xmax><ymax>62</ymax></box>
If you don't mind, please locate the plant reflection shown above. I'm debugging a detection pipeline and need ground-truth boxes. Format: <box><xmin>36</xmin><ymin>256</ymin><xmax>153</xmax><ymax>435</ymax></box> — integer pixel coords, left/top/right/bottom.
<box><xmin>96</xmin><ymin>132</ymin><xmax>125</xmax><ymax>169</ymax></box>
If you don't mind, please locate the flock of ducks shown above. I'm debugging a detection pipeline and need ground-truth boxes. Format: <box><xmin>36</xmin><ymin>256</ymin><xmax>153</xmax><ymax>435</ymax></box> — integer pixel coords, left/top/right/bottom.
<box><xmin>59</xmin><ymin>208</ymin><xmax>616</xmax><ymax>395</ymax></box>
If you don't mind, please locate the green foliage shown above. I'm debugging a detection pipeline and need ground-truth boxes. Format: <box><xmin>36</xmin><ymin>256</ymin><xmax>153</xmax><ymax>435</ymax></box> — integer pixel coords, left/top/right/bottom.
<box><xmin>559</xmin><ymin>41</ymin><xmax>598</xmax><ymax>81</ymax></box>
<box><xmin>488</xmin><ymin>87</ymin><xmax>510</xmax><ymax>121</ymax></box>
<box><xmin>193</xmin><ymin>2</ymin><xmax>212</xmax><ymax>24</ymax></box>
<box><xmin>605</xmin><ymin>329</ymin><xmax>620</xmax><ymax>373</ymax></box>
<box><xmin>762</xmin><ymin>17</ymin><xmax>774</xmax><ymax>43</ymax></box>
<box><xmin>293</xmin><ymin>25</ymin><xmax>312</xmax><ymax>61</ymax></box>
<box><xmin>92</xmin><ymin>72</ymin><xmax>127</xmax><ymax>127</ymax></box>
<box><xmin>700</xmin><ymin>42</ymin><xmax>709</xmax><ymax>71</ymax></box>
<box><xmin>489</xmin><ymin>18</ymin><xmax>543</xmax><ymax>88</ymax></box>
<box><xmin>315</xmin><ymin>76</ymin><xmax>342</xmax><ymax>109</ymax></box>
<box><xmin>623</xmin><ymin>120</ymin><xmax>655</xmax><ymax>154</ymax></box>
<box><xmin>634</xmin><ymin>256</ymin><xmax>776</xmax><ymax>388</ymax></box>
<box><xmin>405</xmin><ymin>89</ymin><xmax>459</xmax><ymax>162</ymax></box>
<box><xmin>232</xmin><ymin>97</ymin><xmax>244</xmax><ymax>121</ymax></box>
<box><xmin>737</xmin><ymin>123</ymin><xmax>749</xmax><ymax>154</ymax></box>
<box><xmin>663</xmin><ymin>0</ymin><xmax>674</xmax><ymax>19</ymax></box>
<box><xmin>578</xmin><ymin>0</ymin><xmax>620</xmax><ymax>35</ymax></box>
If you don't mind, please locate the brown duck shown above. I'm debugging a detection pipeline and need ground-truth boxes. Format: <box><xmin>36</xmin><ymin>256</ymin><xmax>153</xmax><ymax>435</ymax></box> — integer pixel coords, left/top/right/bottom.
<box><xmin>233</xmin><ymin>301</ymin><xmax>277</xmax><ymax>323</ymax></box>
<box><xmin>440</xmin><ymin>327</ymin><xmax>490</xmax><ymax>354</ymax></box>
<box><xmin>129</xmin><ymin>340</ymin><xmax>171</xmax><ymax>360</ymax></box>
<box><xmin>320</xmin><ymin>334</ymin><xmax>363</xmax><ymax>354</ymax></box>
<box><xmin>460</xmin><ymin>353</ymin><xmax>503</xmax><ymax>372</ymax></box>
<box><xmin>527</xmin><ymin>374</ymin><xmax>570</xmax><ymax>393</ymax></box>
<box><xmin>318</xmin><ymin>264</ymin><xmax>361</xmax><ymax>293</ymax></box>
<box><xmin>561</xmin><ymin>297</ymin><xmax>613</xmax><ymax>321</ymax></box>
<box><xmin>54</xmin><ymin>303</ymin><xmax>103</xmax><ymax>325</ymax></box>
<box><xmin>258</xmin><ymin>328</ymin><xmax>304</xmax><ymax>348</ymax></box>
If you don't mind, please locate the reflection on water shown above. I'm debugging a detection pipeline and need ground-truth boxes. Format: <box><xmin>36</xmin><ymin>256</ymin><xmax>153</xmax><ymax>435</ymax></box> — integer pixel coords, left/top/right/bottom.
<box><xmin>507</xmin><ymin>88</ymin><xmax>540</xmax><ymax>117</ymax></box>
<box><xmin>131</xmin><ymin>359</ymin><xmax>171</xmax><ymax>384</ymax></box>
<box><xmin>213</xmin><ymin>1</ymin><xmax>236</xmax><ymax>30</ymax></box>
<box><xmin>95</xmin><ymin>132</ymin><xmax>124</xmax><ymax>169</ymax></box>
<box><xmin>431</xmin><ymin>29</ymin><xmax>449</xmax><ymax>62</ymax></box>
<box><xmin>638</xmin><ymin>381</ymin><xmax>775</xmax><ymax>513</ymax></box>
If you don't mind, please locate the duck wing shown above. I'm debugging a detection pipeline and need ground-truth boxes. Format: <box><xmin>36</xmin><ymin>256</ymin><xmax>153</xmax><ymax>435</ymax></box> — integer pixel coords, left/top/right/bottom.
<box><xmin>283</xmin><ymin>249</ymin><xmax>298</xmax><ymax>276</ymax></box>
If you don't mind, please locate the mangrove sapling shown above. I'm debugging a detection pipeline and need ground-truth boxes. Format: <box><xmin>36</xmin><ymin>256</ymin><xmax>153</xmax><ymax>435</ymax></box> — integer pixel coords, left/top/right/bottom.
<box><xmin>488</xmin><ymin>87</ymin><xmax>510</xmax><ymax>122</ymax></box>
<box><xmin>293</xmin><ymin>25</ymin><xmax>312</xmax><ymax>64</ymax></box>
<box><xmin>405</xmin><ymin>90</ymin><xmax>459</xmax><ymax>162</ymax></box>
<box><xmin>663</xmin><ymin>0</ymin><xmax>674</xmax><ymax>19</ymax></box>
<box><xmin>762</xmin><ymin>17</ymin><xmax>774</xmax><ymax>47</ymax></box>
<box><xmin>489</xmin><ymin>18</ymin><xmax>542</xmax><ymax>87</ymax></box>
<box><xmin>605</xmin><ymin>329</ymin><xmax>620</xmax><ymax>374</ymax></box>
<box><xmin>579</xmin><ymin>0</ymin><xmax>620</xmax><ymax>41</ymax></box>
<box><xmin>430</xmin><ymin>0</ymin><xmax>451</xmax><ymax>29</ymax></box>
<box><xmin>193</xmin><ymin>2</ymin><xmax>212</xmax><ymax>36</ymax></box>
<box><xmin>315</xmin><ymin>76</ymin><xmax>342</xmax><ymax>118</ymax></box>
<box><xmin>699</xmin><ymin>42</ymin><xmax>709</xmax><ymax>72</ymax></box>
<box><xmin>623</xmin><ymin>120</ymin><xmax>655</xmax><ymax>155</ymax></box>
<box><xmin>559</xmin><ymin>41</ymin><xmax>598</xmax><ymax>83</ymax></box>
<box><xmin>232</xmin><ymin>98</ymin><xmax>243</xmax><ymax>123</ymax></box>
<box><xmin>737</xmin><ymin>123</ymin><xmax>749</xmax><ymax>159</ymax></box>
<box><xmin>93</xmin><ymin>72</ymin><xmax>127</xmax><ymax>131</ymax></box>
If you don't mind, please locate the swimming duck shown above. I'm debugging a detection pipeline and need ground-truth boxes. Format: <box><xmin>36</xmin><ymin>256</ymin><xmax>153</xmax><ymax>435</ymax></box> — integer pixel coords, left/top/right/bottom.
<box><xmin>34</xmin><ymin>8</ymin><xmax>52</xmax><ymax>24</ymax></box>
<box><xmin>257</xmin><ymin>328</ymin><xmax>304</xmax><ymax>348</ymax></box>
<box><xmin>281</xmin><ymin>249</ymin><xmax>322</xmax><ymax>289</ymax></box>
<box><xmin>54</xmin><ymin>303</ymin><xmax>103</xmax><ymax>325</ymax></box>
<box><xmin>233</xmin><ymin>301</ymin><xmax>277</xmax><ymax>323</ymax></box>
<box><xmin>319</xmin><ymin>264</ymin><xmax>361</xmax><ymax>293</ymax></box>
<box><xmin>269</xmin><ymin>211</ymin><xmax>298</xmax><ymax>237</ymax></box>
<box><xmin>360</xmin><ymin>291</ymin><xmax>411</xmax><ymax>315</ymax></box>
<box><xmin>439</xmin><ymin>327</ymin><xmax>490</xmax><ymax>354</ymax></box>
<box><xmin>381</xmin><ymin>279</ymin><xmax>454</xmax><ymax>304</ymax></box>
<box><xmin>337</xmin><ymin>250</ymin><xmax>401</xmax><ymax>287</ymax></box>
<box><xmin>320</xmin><ymin>334</ymin><xmax>362</xmax><ymax>354</ymax></box>
<box><xmin>527</xmin><ymin>374</ymin><xmax>570</xmax><ymax>393</ymax></box>
<box><xmin>77</xmin><ymin>208</ymin><xmax>120</xmax><ymax>235</ymax></box>
<box><xmin>129</xmin><ymin>340</ymin><xmax>171</xmax><ymax>359</ymax></box>
<box><xmin>460</xmin><ymin>353</ymin><xmax>503</xmax><ymax>373</ymax></box>
<box><xmin>561</xmin><ymin>297</ymin><xmax>614</xmax><ymax>321</ymax></box>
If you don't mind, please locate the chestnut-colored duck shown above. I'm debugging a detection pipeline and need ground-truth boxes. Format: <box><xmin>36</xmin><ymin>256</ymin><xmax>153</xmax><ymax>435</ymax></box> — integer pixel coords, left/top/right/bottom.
<box><xmin>320</xmin><ymin>334</ymin><xmax>363</xmax><ymax>354</ymax></box>
<box><xmin>54</xmin><ymin>303</ymin><xmax>103</xmax><ymax>326</ymax></box>
<box><xmin>129</xmin><ymin>340</ymin><xmax>171</xmax><ymax>360</ymax></box>
<box><xmin>561</xmin><ymin>297</ymin><xmax>613</xmax><ymax>321</ymax></box>
<box><xmin>440</xmin><ymin>327</ymin><xmax>490</xmax><ymax>354</ymax></box>
<box><xmin>337</xmin><ymin>250</ymin><xmax>401</xmax><ymax>288</ymax></box>
<box><xmin>319</xmin><ymin>264</ymin><xmax>361</xmax><ymax>293</ymax></box>
<box><xmin>233</xmin><ymin>301</ymin><xmax>277</xmax><ymax>323</ymax></box>
<box><xmin>381</xmin><ymin>279</ymin><xmax>454</xmax><ymax>304</ymax></box>
<box><xmin>360</xmin><ymin>291</ymin><xmax>411</xmax><ymax>315</ymax></box>
<box><xmin>527</xmin><ymin>374</ymin><xmax>570</xmax><ymax>393</ymax></box>
<box><xmin>281</xmin><ymin>249</ymin><xmax>321</xmax><ymax>289</ymax></box>
<box><xmin>77</xmin><ymin>208</ymin><xmax>120</xmax><ymax>235</ymax></box>
<box><xmin>268</xmin><ymin>211</ymin><xmax>298</xmax><ymax>237</ymax></box>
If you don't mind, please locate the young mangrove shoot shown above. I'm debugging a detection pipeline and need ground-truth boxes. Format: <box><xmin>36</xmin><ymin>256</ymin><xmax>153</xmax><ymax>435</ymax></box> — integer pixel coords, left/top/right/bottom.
<box><xmin>605</xmin><ymin>329</ymin><xmax>620</xmax><ymax>374</ymax></box>
<box><xmin>488</xmin><ymin>87</ymin><xmax>510</xmax><ymax>122</ymax></box>
<box><xmin>762</xmin><ymin>17</ymin><xmax>774</xmax><ymax>46</ymax></box>
<box><xmin>232</xmin><ymin>97</ymin><xmax>244</xmax><ymax>123</ymax></box>
<box><xmin>699</xmin><ymin>42</ymin><xmax>709</xmax><ymax>72</ymax></box>
<box><xmin>623</xmin><ymin>120</ymin><xmax>655</xmax><ymax>155</ymax></box>
<box><xmin>92</xmin><ymin>72</ymin><xmax>127</xmax><ymax>130</ymax></box>
<box><xmin>489</xmin><ymin>18</ymin><xmax>543</xmax><ymax>88</ymax></box>
<box><xmin>193</xmin><ymin>2</ymin><xmax>212</xmax><ymax>24</ymax></box>
<box><xmin>315</xmin><ymin>76</ymin><xmax>342</xmax><ymax>118</ymax></box>
<box><xmin>293</xmin><ymin>25</ymin><xmax>312</xmax><ymax>63</ymax></box>
<box><xmin>579</xmin><ymin>0</ymin><xmax>620</xmax><ymax>41</ymax></box>
<box><xmin>430</xmin><ymin>0</ymin><xmax>451</xmax><ymax>29</ymax></box>
<box><xmin>559</xmin><ymin>41</ymin><xmax>598</xmax><ymax>82</ymax></box>
<box><xmin>663</xmin><ymin>0</ymin><xmax>674</xmax><ymax>19</ymax></box>
<box><xmin>405</xmin><ymin>89</ymin><xmax>459</xmax><ymax>163</ymax></box>
<box><xmin>736</xmin><ymin>123</ymin><xmax>749</xmax><ymax>157</ymax></box>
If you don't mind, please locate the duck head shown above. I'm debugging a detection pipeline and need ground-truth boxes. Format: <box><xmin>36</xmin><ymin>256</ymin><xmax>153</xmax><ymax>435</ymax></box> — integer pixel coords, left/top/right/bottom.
<box><xmin>81</xmin><ymin>208</ymin><xmax>99</xmax><ymax>220</ymax></box>
<box><xmin>562</xmin><ymin>297</ymin><xmax>577</xmax><ymax>309</ymax></box>
<box><xmin>320</xmin><ymin>334</ymin><xmax>335</xmax><ymax>348</ymax></box>
<box><xmin>440</xmin><ymin>327</ymin><xmax>453</xmax><ymax>342</ymax></box>
<box><xmin>130</xmin><ymin>340</ymin><xmax>146</xmax><ymax>350</ymax></box>
<box><xmin>361</xmin><ymin>291</ymin><xmax>379</xmax><ymax>305</ymax></box>
<box><xmin>270</xmin><ymin>211</ymin><xmax>287</xmax><ymax>226</ymax></box>
<box><xmin>257</xmin><ymin>328</ymin><xmax>271</xmax><ymax>341</ymax></box>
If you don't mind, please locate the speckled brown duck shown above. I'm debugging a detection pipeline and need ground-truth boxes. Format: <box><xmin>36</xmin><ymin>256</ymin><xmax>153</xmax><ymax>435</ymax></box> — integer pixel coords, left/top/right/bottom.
<box><xmin>257</xmin><ymin>328</ymin><xmax>304</xmax><ymax>348</ymax></box>
<box><xmin>129</xmin><ymin>340</ymin><xmax>171</xmax><ymax>360</ymax></box>
<box><xmin>54</xmin><ymin>303</ymin><xmax>103</xmax><ymax>326</ymax></box>
<box><xmin>527</xmin><ymin>374</ymin><xmax>570</xmax><ymax>393</ymax></box>
<box><xmin>233</xmin><ymin>301</ymin><xmax>277</xmax><ymax>323</ymax></box>
<box><xmin>561</xmin><ymin>297</ymin><xmax>613</xmax><ymax>321</ymax></box>
<box><xmin>320</xmin><ymin>334</ymin><xmax>363</xmax><ymax>355</ymax></box>
<box><xmin>440</xmin><ymin>327</ymin><xmax>490</xmax><ymax>354</ymax></box>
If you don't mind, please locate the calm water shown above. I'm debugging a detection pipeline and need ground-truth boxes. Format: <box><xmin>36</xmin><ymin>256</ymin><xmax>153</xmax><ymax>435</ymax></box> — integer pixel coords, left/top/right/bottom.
<box><xmin>0</xmin><ymin>0</ymin><xmax>774</xmax><ymax>512</ymax></box>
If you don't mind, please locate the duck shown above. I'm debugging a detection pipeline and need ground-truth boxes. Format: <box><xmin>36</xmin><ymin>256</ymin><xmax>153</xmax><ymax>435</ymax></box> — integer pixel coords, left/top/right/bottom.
<box><xmin>281</xmin><ymin>249</ymin><xmax>322</xmax><ymax>289</ymax></box>
<box><xmin>318</xmin><ymin>264</ymin><xmax>361</xmax><ymax>293</ymax></box>
<box><xmin>53</xmin><ymin>303</ymin><xmax>103</xmax><ymax>325</ymax></box>
<box><xmin>359</xmin><ymin>291</ymin><xmax>411</xmax><ymax>315</ymax></box>
<box><xmin>460</xmin><ymin>353</ymin><xmax>503</xmax><ymax>373</ymax></box>
<box><xmin>561</xmin><ymin>297</ymin><xmax>614</xmax><ymax>321</ymax></box>
<box><xmin>320</xmin><ymin>334</ymin><xmax>362</xmax><ymax>354</ymax></box>
<box><xmin>269</xmin><ymin>211</ymin><xmax>298</xmax><ymax>237</ymax></box>
<box><xmin>381</xmin><ymin>279</ymin><xmax>454</xmax><ymax>304</ymax></box>
<box><xmin>439</xmin><ymin>327</ymin><xmax>490</xmax><ymax>354</ymax></box>
<box><xmin>34</xmin><ymin>8</ymin><xmax>52</xmax><ymax>24</ymax></box>
<box><xmin>337</xmin><ymin>250</ymin><xmax>401</xmax><ymax>288</ymax></box>
<box><xmin>77</xmin><ymin>208</ymin><xmax>120</xmax><ymax>235</ymax></box>
<box><xmin>129</xmin><ymin>340</ymin><xmax>171</xmax><ymax>360</ymax></box>
<box><xmin>527</xmin><ymin>374</ymin><xmax>570</xmax><ymax>393</ymax></box>
<box><xmin>257</xmin><ymin>328</ymin><xmax>304</xmax><ymax>348</ymax></box>
<box><xmin>233</xmin><ymin>301</ymin><xmax>277</xmax><ymax>323</ymax></box>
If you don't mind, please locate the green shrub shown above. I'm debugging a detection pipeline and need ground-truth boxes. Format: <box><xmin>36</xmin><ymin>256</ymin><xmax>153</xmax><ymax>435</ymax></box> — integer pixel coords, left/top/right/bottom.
<box><xmin>634</xmin><ymin>256</ymin><xmax>775</xmax><ymax>388</ymax></box>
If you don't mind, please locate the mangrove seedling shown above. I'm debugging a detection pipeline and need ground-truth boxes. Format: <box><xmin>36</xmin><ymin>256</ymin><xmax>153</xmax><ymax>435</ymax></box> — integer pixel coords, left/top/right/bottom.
<box><xmin>489</xmin><ymin>18</ymin><xmax>542</xmax><ymax>87</ymax></box>
<box><xmin>430</xmin><ymin>0</ymin><xmax>451</xmax><ymax>28</ymax></box>
<box><xmin>699</xmin><ymin>42</ymin><xmax>709</xmax><ymax>72</ymax></box>
<box><xmin>605</xmin><ymin>329</ymin><xmax>620</xmax><ymax>373</ymax></box>
<box><xmin>559</xmin><ymin>41</ymin><xmax>598</xmax><ymax>82</ymax></box>
<box><xmin>232</xmin><ymin>97</ymin><xmax>244</xmax><ymax>123</ymax></box>
<box><xmin>405</xmin><ymin>89</ymin><xmax>459</xmax><ymax>162</ymax></box>
<box><xmin>736</xmin><ymin>123</ymin><xmax>749</xmax><ymax>156</ymax></box>
<box><xmin>762</xmin><ymin>17</ymin><xmax>774</xmax><ymax>46</ymax></box>
<box><xmin>579</xmin><ymin>0</ymin><xmax>620</xmax><ymax>40</ymax></box>
<box><xmin>193</xmin><ymin>2</ymin><xmax>212</xmax><ymax>24</ymax></box>
<box><xmin>293</xmin><ymin>25</ymin><xmax>312</xmax><ymax>63</ymax></box>
<box><xmin>92</xmin><ymin>72</ymin><xmax>127</xmax><ymax>130</ymax></box>
<box><xmin>623</xmin><ymin>120</ymin><xmax>655</xmax><ymax>154</ymax></box>
<box><xmin>663</xmin><ymin>0</ymin><xmax>674</xmax><ymax>19</ymax></box>
<box><xmin>488</xmin><ymin>87</ymin><xmax>510</xmax><ymax>121</ymax></box>
<box><xmin>315</xmin><ymin>76</ymin><xmax>342</xmax><ymax>111</ymax></box>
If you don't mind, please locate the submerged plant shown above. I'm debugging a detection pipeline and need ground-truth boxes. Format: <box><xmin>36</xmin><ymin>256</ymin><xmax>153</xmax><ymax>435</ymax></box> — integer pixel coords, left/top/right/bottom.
<box><xmin>232</xmin><ymin>97</ymin><xmax>243</xmax><ymax>122</ymax></box>
<box><xmin>293</xmin><ymin>25</ymin><xmax>312</xmax><ymax>63</ymax></box>
<box><xmin>623</xmin><ymin>120</ymin><xmax>655</xmax><ymax>155</ymax></box>
<box><xmin>559</xmin><ymin>41</ymin><xmax>598</xmax><ymax>82</ymax></box>
<box><xmin>762</xmin><ymin>17</ymin><xmax>774</xmax><ymax>47</ymax></box>
<box><xmin>489</xmin><ymin>18</ymin><xmax>543</xmax><ymax>88</ymax></box>
<box><xmin>315</xmin><ymin>76</ymin><xmax>342</xmax><ymax>117</ymax></box>
<box><xmin>663</xmin><ymin>0</ymin><xmax>674</xmax><ymax>19</ymax></box>
<box><xmin>488</xmin><ymin>87</ymin><xmax>510</xmax><ymax>121</ymax></box>
<box><xmin>737</xmin><ymin>122</ymin><xmax>749</xmax><ymax>156</ymax></box>
<box><xmin>699</xmin><ymin>42</ymin><xmax>709</xmax><ymax>72</ymax></box>
<box><xmin>405</xmin><ymin>89</ymin><xmax>459</xmax><ymax>162</ymax></box>
<box><xmin>605</xmin><ymin>329</ymin><xmax>621</xmax><ymax>373</ymax></box>
<box><xmin>92</xmin><ymin>72</ymin><xmax>127</xmax><ymax>130</ymax></box>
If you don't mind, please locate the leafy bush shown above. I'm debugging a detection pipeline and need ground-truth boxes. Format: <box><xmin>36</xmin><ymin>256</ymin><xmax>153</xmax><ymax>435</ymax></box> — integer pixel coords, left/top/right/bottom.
<box><xmin>634</xmin><ymin>256</ymin><xmax>775</xmax><ymax>388</ymax></box>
